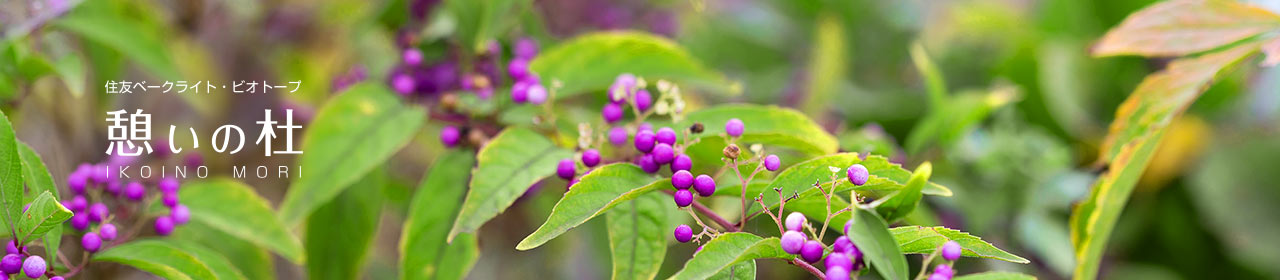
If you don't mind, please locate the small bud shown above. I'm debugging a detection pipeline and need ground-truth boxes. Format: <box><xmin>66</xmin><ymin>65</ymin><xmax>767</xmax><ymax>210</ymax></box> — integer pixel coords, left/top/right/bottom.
<box><xmin>440</xmin><ymin>93</ymin><xmax>459</xmax><ymax>112</ymax></box>
<box><xmin>723</xmin><ymin>144</ymin><xmax>740</xmax><ymax>160</ymax></box>
<box><xmin>689</xmin><ymin>123</ymin><xmax>704</xmax><ymax>134</ymax></box>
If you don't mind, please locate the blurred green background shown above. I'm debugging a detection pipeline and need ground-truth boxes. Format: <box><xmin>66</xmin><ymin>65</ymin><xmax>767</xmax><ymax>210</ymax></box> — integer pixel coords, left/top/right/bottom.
<box><xmin>2</xmin><ymin>0</ymin><xmax>1278</xmax><ymax>279</ymax></box>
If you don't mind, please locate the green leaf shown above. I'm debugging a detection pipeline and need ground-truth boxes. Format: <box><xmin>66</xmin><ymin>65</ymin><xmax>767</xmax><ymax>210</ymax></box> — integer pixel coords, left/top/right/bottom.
<box><xmin>905</xmin><ymin>88</ymin><xmax>1018</xmax><ymax>153</ymax></box>
<box><xmin>798</xmin><ymin>14</ymin><xmax>847</xmax><ymax>115</ymax></box>
<box><xmin>666</xmin><ymin>232</ymin><xmax>790</xmax><ymax>280</ymax></box>
<box><xmin>450</xmin><ymin>127</ymin><xmax>572</xmax><ymax>241</ymax></box>
<box><xmin>170</xmin><ymin>221</ymin><xmax>275</xmax><ymax>280</ymax></box>
<box><xmin>1092</xmin><ymin>0</ymin><xmax>1280</xmax><ymax>57</ymax></box>
<box><xmin>952</xmin><ymin>271</ymin><xmax>1038</xmax><ymax>280</ymax></box>
<box><xmin>13</xmin><ymin>191</ymin><xmax>70</xmax><ymax>244</ymax></box>
<box><xmin>15</xmin><ymin>142</ymin><xmax>60</xmax><ymax>263</ymax></box>
<box><xmin>708</xmin><ymin>260</ymin><xmax>755</xmax><ymax>280</ymax></box>
<box><xmin>400</xmin><ymin>149</ymin><xmax>479</xmax><ymax>280</ymax></box>
<box><xmin>742</xmin><ymin>153</ymin><xmax>950</xmax><ymax>207</ymax></box>
<box><xmin>305</xmin><ymin>171</ymin><xmax>385</xmax><ymax>280</ymax></box>
<box><xmin>874</xmin><ymin>162</ymin><xmax>931</xmax><ymax>223</ymax></box>
<box><xmin>93</xmin><ymin>239</ymin><xmax>219</xmax><ymax>280</ymax></box>
<box><xmin>1071</xmin><ymin>41</ymin><xmax>1264</xmax><ymax>280</ymax></box>
<box><xmin>890</xmin><ymin>226</ymin><xmax>1029</xmax><ymax>263</ymax></box>
<box><xmin>605</xmin><ymin>192</ymin><xmax>670</xmax><ymax>280</ymax></box>
<box><xmin>844</xmin><ymin>207</ymin><xmax>908</xmax><ymax>280</ymax></box>
<box><xmin>530</xmin><ymin>31</ymin><xmax>731</xmax><ymax>97</ymax></box>
<box><xmin>446</xmin><ymin>0</ymin><xmax>523</xmax><ymax>54</ymax></box>
<box><xmin>433</xmin><ymin>233</ymin><xmax>480</xmax><ymax>280</ymax></box>
<box><xmin>167</xmin><ymin>240</ymin><xmax>249</xmax><ymax>280</ymax></box>
<box><xmin>179</xmin><ymin>178</ymin><xmax>304</xmax><ymax>263</ymax></box>
<box><xmin>53</xmin><ymin>54</ymin><xmax>87</xmax><ymax>97</ymax></box>
<box><xmin>53</xmin><ymin>11</ymin><xmax>180</xmax><ymax>79</ymax></box>
<box><xmin>680</xmin><ymin>104</ymin><xmax>839</xmax><ymax>157</ymax></box>
<box><xmin>517</xmin><ymin>163</ymin><xmax>659</xmax><ymax>250</ymax></box>
<box><xmin>0</xmin><ymin>110</ymin><xmax>24</xmax><ymax>239</ymax></box>
<box><xmin>278</xmin><ymin>83</ymin><xmax>426</xmax><ymax>225</ymax></box>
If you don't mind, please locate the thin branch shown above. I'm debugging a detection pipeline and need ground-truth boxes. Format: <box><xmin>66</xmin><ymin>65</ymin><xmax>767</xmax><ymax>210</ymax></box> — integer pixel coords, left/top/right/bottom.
<box><xmin>790</xmin><ymin>257</ymin><xmax>827</xmax><ymax>279</ymax></box>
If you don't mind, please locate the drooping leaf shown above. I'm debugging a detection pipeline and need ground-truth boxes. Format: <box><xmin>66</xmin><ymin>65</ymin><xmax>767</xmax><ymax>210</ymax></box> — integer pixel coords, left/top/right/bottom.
<box><xmin>170</xmin><ymin>221</ymin><xmax>275</xmax><ymax>280</ymax></box>
<box><xmin>278</xmin><ymin>83</ymin><xmax>426</xmax><ymax>225</ymax></box>
<box><xmin>708</xmin><ymin>260</ymin><xmax>755</xmax><ymax>280</ymax></box>
<box><xmin>952</xmin><ymin>271</ymin><xmax>1038</xmax><ymax>280</ymax></box>
<box><xmin>179</xmin><ymin>178</ymin><xmax>304</xmax><ymax>263</ymax></box>
<box><xmin>15</xmin><ymin>142</ymin><xmax>59</xmax><ymax>262</ymax></box>
<box><xmin>0</xmin><ymin>110</ymin><xmax>24</xmax><ymax>239</ymax></box>
<box><xmin>530</xmin><ymin>31</ymin><xmax>731</xmax><ymax>97</ymax></box>
<box><xmin>844</xmin><ymin>207</ymin><xmax>908</xmax><ymax>280</ymax></box>
<box><xmin>679</xmin><ymin>104</ymin><xmax>839</xmax><ymax>157</ymax></box>
<box><xmin>93</xmin><ymin>239</ymin><xmax>219</xmax><ymax>280</ymax></box>
<box><xmin>517</xmin><ymin>163</ymin><xmax>659</xmax><ymax>250</ymax></box>
<box><xmin>1092</xmin><ymin>0</ymin><xmax>1280</xmax><ymax>57</ymax></box>
<box><xmin>167</xmin><ymin>240</ymin><xmax>249</xmax><ymax>280</ymax></box>
<box><xmin>13</xmin><ymin>191</ymin><xmax>70</xmax><ymax>244</ymax></box>
<box><xmin>433</xmin><ymin>233</ymin><xmax>480</xmax><ymax>280</ymax></box>
<box><xmin>401</xmin><ymin>149</ymin><xmax>478</xmax><ymax>280</ymax></box>
<box><xmin>605</xmin><ymin>192</ymin><xmax>670</xmax><ymax>280</ymax></box>
<box><xmin>891</xmin><ymin>226</ymin><xmax>1029</xmax><ymax>263</ymax></box>
<box><xmin>52</xmin><ymin>11</ymin><xmax>180</xmax><ymax>79</ymax></box>
<box><xmin>450</xmin><ymin>127</ymin><xmax>572</xmax><ymax>241</ymax></box>
<box><xmin>1071</xmin><ymin>41</ymin><xmax>1264</xmax><ymax>280</ymax></box>
<box><xmin>305</xmin><ymin>171</ymin><xmax>385</xmax><ymax>280</ymax></box>
<box><xmin>874</xmin><ymin>162</ymin><xmax>931</xmax><ymax>223</ymax></box>
<box><xmin>666</xmin><ymin>233</ymin><xmax>790</xmax><ymax>280</ymax></box>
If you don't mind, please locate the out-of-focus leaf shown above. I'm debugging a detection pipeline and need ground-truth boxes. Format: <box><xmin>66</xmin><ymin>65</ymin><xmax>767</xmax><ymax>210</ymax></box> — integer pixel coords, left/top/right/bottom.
<box><xmin>910</xmin><ymin>42</ymin><xmax>947</xmax><ymax>108</ymax></box>
<box><xmin>16</xmin><ymin>142</ymin><xmax>60</xmax><ymax>263</ymax></box>
<box><xmin>906</xmin><ymin>87</ymin><xmax>1019</xmax><ymax>153</ymax></box>
<box><xmin>179</xmin><ymin>179</ymin><xmax>303</xmax><ymax>263</ymax></box>
<box><xmin>13</xmin><ymin>191</ymin><xmax>69</xmax><ymax>243</ymax></box>
<box><xmin>517</xmin><ymin>164</ymin><xmax>659</xmax><ymax>250</ymax></box>
<box><xmin>890</xmin><ymin>226</ymin><xmax>1028</xmax><ymax>263</ymax></box>
<box><xmin>93</xmin><ymin>239</ymin><xmax>219</xmax><ymax>280</ymax></box>
<box><xmin>530</xmin><ymin>31</ymin><xmax>732</xmax><ymax>97</ymax></box>
<box><xmin>167</xmin><ymin>240</ymin><xmax>249</xmax><ymax>280</ymax></box>
<box><xmin>666</xmin><ymin>233</ymin><xmax>789</xmax><ymax>280</ymax></box>
<box><xmin>1070</xmin><ymin>40</ymin><xmax>1264</xmax><ymax>280</ymax></box>
<box><xmin>844</xmin><ymin>207</ymin><xmax>908</xmax><ymax>280</ymax></box>
<box><xmin>278</xmin><ymin>83</ymin><xmax>426</xmax><ymax>225</ymax></box>
<box><xmin>679</xmin><ymin>104</ymin><xmax>839</xmax><ymax>157</ymax></box>
<box><xmin>605</xmin><ymin>192</ymin><xmax>670</xmax><ymax>280</ymax></box>
<box><xmin>1263</xmin><ymin>37</ymin><xmax>1280</xmax><ymax>66</ymax></box>
<box><xmin>53</xmin><ymin>54</ymin><xmax>86</xmax><ymax>97</ymax></box>
<box><xmin>400</xmin><ymin>149</ymin><xmax>478</xmax><ymax>280</ymax></box>
<box><xmin>446</xmin><ymin>0</ymin><xmax>522</xmax><ymax>54</ymax></box>
<box><xmin>53</xmin><ymin>12</ymin><xmax>180</xmax><ymax>79</ymax></box>
<box><xmin>449</xmin><ymin>127</ymin><xmax>572</xmax><ymax>241</ymax></box>
<box><xmin>952</xmin><ymin>271</ymin><xmax>1038</xmax><ymax>280</ymax></box>
<box><xmin>433</xmin><ymin>234</ymin><xmax>479</xmax><ymax>280</ymax></box>
<box><xmin>799</xmin><ymin>14</ymin><xmax>847</xmax><ymax>115</ymax></box>
<box><xmin>305</xmin><ymin>171</ymin><xmax>385</xmax><ymax>280</ymax></box>
<box><xmin>1189</xmin><ymin>138</ymin><xmax>1280</xmax><ymax>276</ymax></box>
<box><xmin>0</xmin><ymin>110</ymin><xmax>24</xmax><ymax>239</ymax></box>
<box><xmin>1092</xmin><ymin>0</ymin><xmax>1280</xmax><ymax>57</ymax></box>
<box><xmin>170</xmin><ymin>222</ymin><xmax>274</xmax><ymax>280</ymax></box>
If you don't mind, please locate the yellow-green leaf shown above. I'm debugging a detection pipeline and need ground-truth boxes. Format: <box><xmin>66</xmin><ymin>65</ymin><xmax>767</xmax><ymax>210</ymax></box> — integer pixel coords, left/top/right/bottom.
<box><xmin>1092</xmin><ymin>0</ymin><xmax>1280</xmax><ymax>57</ymax></box>
<box><xmin>890</xmin><ymin>226</ymin><xmax>1028</xmax><ymax>263</ymax></box>
<box><xmin>179</xmin><ymin>179</ymin><xmax>304</xmax><ymax>263</ymax></box>
<box><xmin>605</xmin><ymin>192</ymin><xmax>671</xmax><ymax>280</ymax></box>
<box><xmin>530</xmin><ymin>31</ymin><xmax>731</xmax><ymax>98</ymax></box>
<box><xmin>517</xmin><ymin>163</ymin><xmax>660</xmax><ymax>250</ymax></box>
<box><xmin>450</xmin><ymin>127</ymin><xmax>572</xmax><ymax>241</ymax></box>
<box><xmin>666</xmin><ymin>233</ymin><xmax>790</xmax><ymax>280</ymax></box>
<box><xmin>401</xmin><ymin>149</ymin><xmax>478</xmax><ymax>280</ymax></box>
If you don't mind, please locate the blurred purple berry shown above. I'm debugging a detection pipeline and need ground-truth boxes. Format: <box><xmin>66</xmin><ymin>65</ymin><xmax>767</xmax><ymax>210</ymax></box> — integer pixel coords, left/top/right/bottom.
<box><xmin>634</xmin><ymin>89</ymin><xmax>652</xmax><ymax>112</ymax></box>
<box><xmin>507</xmin><ymin>58</ymin><xmax>530</xmax><ymax>81</ymax></box>
<box><xmin>785</xmin><ymin>212</ymin><xmax>807</xmax><ymax>232</ymax></box>
<box><xmin>22</xmin><ymin>255</ymin><xmax>44</xmax><ymax>278</ymax></box>
<box><xmin>88</xmin><ymin>203</ymin><xmax>108</xmax><ymax>222</ymax></box>
<box><xmin>556</xmin><ymin>158</ymin><xmax>575</xmax><ymax>180</ymax></box>
<box><xmin>670</xmin><ymin>154</ymin><xmax>692</xmax><ymax>172</ymax></box>
<box><xmin>801</xmin><ymin>240</ymin><xmax>824</xmax><ymax>263</ymax></box>
<box><xmin>780</xmin><ymin>231</ymin><xmax>806</xmax><ymax>254</ymax></box>
<box><xmin>826</xmin><ymin>266</ymin><xmax>850</xmax><ymax>280</ymax></box>
<box><xmin>99</xmin><ymin>223</ymin><xmax>117</xmax><ymax>241</ymax></box>
<box><xmin>81</xmin><ymin>232</ymin><xmax>101</xmax><ymax>252</ymax></box>
<box><xmin>511</xmin><ymin>81</ymin><xmax>530</xmax><ymax>103</ymax></box>
<box><xmin>51</xmin><ymin>277</ymin><xmax>64</xmax><ymax>280</ymax></box>
<box><xmin>725</xmin><ymin>118</ymin><xmax>744</xmax><ymax>137</ymax></box>
<box><xmin>833</xmin><ymin>236</ymin><xmax>853</xmax><ymax>253</ymax></box>
<box><xmin>847</xmin><ymin>164</ymin><xmax>869</xmax><ymax>186</ymax></box>
<box><xmin>162</xmin><ymin>192</ymin><xmax>179</xmax><ymax>208</ymax></box>
<box><xmin>634</xmin><ymin>130</ymin><xmax>656</xmax><ymax>153</ymax></box>
<box><xmin>942</xmin><ymin>241</ymin><xmax>962</xmax><ymax>261</ymax></box>
<box><xmin>637</xmin><ymin>123</ymin><xmax>654</xmax><ymax>133</ymax></box>
<box><xmin>403</xmin><ymin>48</ymin><xmax>424</xmax><ymax>66</ymax></box>
<box><xmin>693</xmin><ymin>175</ymin><xmax>715</xmax><ymax>196</ymax></box>
<box><xmin>70</xmin><ymin>212</ymin><xmax>89</xmax><ymax>231</ymax></box>
<box><xmin>4</xmin><ymin>241</ymin><xmax>15</xmax><ymax>255</ymax></box>
<box><xmin>674</xmin><ymin>224</ymin><xmax>693</xmax><ymax>243</ymax></box>
<box><xmin>928</xmin><ymin>273</ymin><xmax>950</xmax><ymax>280</ymax></box>
<box><xmin>655</xmin><ymin>127</ymin><xmax>676</xmax><ymax>145</ymax></box>
<box><xmin>610</xmin><ymin>74</ymin><xmax>636</xmax><ymax>103</ymax></box>
<box><xmin>526</xmin><ymin>84</ymin><xmax>548</xmax><ymax>104</ymax></box>
<box><xmin>602</xmin><ymin>103</ymin><xmax>625</xmax><ymax>123</ymax></box>
<box><xmin>392</xmin><ymin>73</ymin><xmax>416</xmax><ymax>96</ymax></box>
<box><xmin>638</xmin><ymin>154</ymin><xmax>660</xmax><ymax>173</ymax></box>
<box><xmin>934</xmin><ymin>264</ymin><xmax>954</xmax><ymax>278</ymax></box>
<box><xmin>171</xmin><ymin>205</ymin><xmax>190</xmax><ymax>225</ymax></box>
<box><xmin>158</xmin><ymin>177</ymin><xmax>180</xmax><ymax>194</ymax></box>
<box><xmin>825</xmin><ymin>251</ymin><xmax>853</xmax><ymax>271</ymax></box>
<box><xmin>608</xmin><ymin>127</ymin><xmax>629</xmax><ymax>146</ymax></box>
<box><xmin>125</xmin><ymin>182</ymin><xmax>150</xmax><ymax>200</ymax></box>
<box><xmin>671</xmin><ymin>170</ymin><xmax>693</xmax><ymax>190</ymax></box>
<box><xmin>67</xmin><ymin>172</ymin><xmax>86</xmax><ymax>195</ymax></box>
<box><xmin>105</xmin><ymin>181</ymin><xmax>122</xmax><ymax>195</ymax></box>
<box><xmin>514</xmin><ymin>37</ymin><xmax>538</xmax><ymax>59</ymax></box>
<box><xmin>91</xmin><ymin>164</ymin><xmax>109</xmax><ymax>184</ymax></box>
<box><xmin>581</xmin><ymin>149</ymin><xmax>601</xmax><ymax>167</ymax></box>
<box><xmin>673</xmin><ymin>189</ymin><xmax>693</xmax><ymax>207</ymax></box>
<box><xmin>652</xmin><ymin>143</ymin><xmax>674</xmax><ymax>164</ymax></box>
<box><xmin>441</xmin><ymin>126</ymin><xmax>461</xmax><ymax>148</ymax></box>
<box><xmin>764</xmin><ymin>155</ymin><xmax>781</xmax><ymax>171</ymax></box>
<box><xmin>154</xmin><ymin>216</ymin><xmax>175</xmax><ymax>236</ymax></box>
<box><xmin>0</xmin><ymin>254</ymin><xmax>19</xmax><ymax>274</ymax></box>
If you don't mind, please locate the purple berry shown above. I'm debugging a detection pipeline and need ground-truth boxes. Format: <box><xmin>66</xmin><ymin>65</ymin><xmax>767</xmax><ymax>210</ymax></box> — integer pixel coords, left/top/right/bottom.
<box><xmin>567</xmin><ymin>177</ymin><xmax>580</xmax><ymax>190</ymax></box>
<box><xmin>67</xmin><ymin>172</ymin><xmax>86</xmax><ymax>195</ymax></box>
<box><xmin>51</xmin><ymin>277</ymin><xmax>64</xmax><ymax>280</ymax></box>
<box><xmin>610</xmin><ymin>74</ymin><xmax>636</xmax><ymax>103</ymax></box>
<box><xmin>928</xmin><ymin>273</ymin><xmax>951</xmax><ymax>280</ymax></box>
<box><xmin>440</xmin><ymin>126</ymin><xmax>462</xmax><ymax>148</ymax></box>
<box><xmin>693</xmin><ymin>175</ymin><xmax>716</xmax><ymax>196</ymax></box>
<box><xmin>556</xmin><ymin>158</ymin><xmax>576</xmax><ymax>180</ymax></box>
<box><xmin>674</xmin><ymin>224</ymin><xmax>693</xmax><ymax>243</ymax></box>
<box><xmin>941</xmin><ymin>241</ymin><xmax>962</xmax><ymax>261</ymax></box>
<box><xmin>637</xmin><ymin>123</ymin><xmax>654</xmax><ymax>133</ymax></box>
<box><xmin>99</xmin><ymin>223</ymin><xmax>118</xmax><ymax>241</ymax></box>
<box><xmin>673</xmin><ymin>189</ymin><xmax>694</xmax><ymax>207</ymax></box>
<box><xmin>66</xmin><ymin>196</ymin><xmax>87</xmax><ymax>212</ymax></box>
<box><xmin>764</xmin><ymin>155</ymin><xmax>781</xmax><ymax>171</ymax></box>
<box><xmin>602</xmin><ymin>103</ymin><xmax>625</xmax><ymax>123</ymax></box>
<box><xmin>515</xmin><ymin>37</ymin><xmax>538</xmax><ymax>59</ymax></box>
<box><xmin>22</xmin><ymin>255</ymin><xmax>44</xmax><ymax>278</ymax></box>
<box><xmin>162</xmin><ymin>192</ymin><xmax>180</xmax><ymax>208</ymax></box>
<box><xmin>581</xmin><ymin>149</ymin><xmax>601</xmax><ymax>167</ymax></box>
<box><xmin>847</xmin><ymin>164</ymin><xmax>869</xmax><ymax>186</ymax></box>
<box><xmin>833</xmin><ymin>236</ymin><xmax>853</xmax><ymax>253</ymax></box>
<box><xmin>825</xmin><ymin>252</ymin><xmax>853</xmax><ymax>271</ymax></box>
<box><xmin>403</xmin><ymin>48</ymin><xmax>423</xmax><ymax>66</ymax></box>
<box><xmin>655</xmin><ymin>127</ymin><xmax>677</xmax><ymax>145</ymax></box>
<box><xmin>158</xmin><ymin>177</ymin><xmax>180</xmax><ymax>194</ymax></box>
<box><xmin>526</xmin><ymin>84</ymin><xmax>548</xmax><ymax>104</ymax></box>
<box><xmin>670</xmin><ymin>154</ymin><xmax>692</xmax><ymax>172</ymax></box>
<box><xmin>511</xmin><ymin>81</ymin><xmax>530</xmax><ymax>103</ymax></box>
<box><xmin>125</xmin><ymin>182</ymin><xmax>145</xmax><ymax>201</ymax></box>
<box><xmin>0</xmin><ymin>254</ymin><xmax>19</xmax><ymax>274</ymax></box>
<box><xmin>724</xmin><ymin>118</ymin><xmax>744</xmax><ymax>137</ymax></box>
<box><xmin>933</xmin><ymin>264</ymin><xmax>954</xmax><ymax>278</ymax></box>
<box><xmin>105</xmin><ymin>181</ymin><xmax>122</xmax><ymax>195</ymax></box>
<box><xmin>88</xmin><ymin>203</ymin><xmax>109</xmax><ymax>222</ymax></box>
<box><xmin>81</xmin><ymin>232</ymin><xmax>101</xmax><ymax>252</ymax></box>
<box><xmin>826</xmin><ymin>266</ymin><xmax>850</xmax><ymax>280</ymax></box>
<box><xmin>507</xmin><ymin>58</ymin><xmax>530</xmax><ymax>81</ymax></box>
<box><xmin>785</xmin><ymin>212</ymin><xmax>807</xmax><ymax>232</ymax></box>
<box><xmin>634</xmin><ymin>89</ymin><xmax>652</xmax><ymax>112</ymax></box>
<box><xmin>171</xmin><ymin>204</ymin><xmax>190</xmax><ymax>225</ymax></box>
<box><xmin>392</xmin><ymin>73</ymin><xmax>416</xmax><ymax>96</ymax></box>
<box><xmin>4</xmin><ymin>241</ymin><xmax>16</xmax><ymax>255</ymax></box>
<box><xmin>638</xmin><ymin>155</ymin><xmax>660</xmax><ymax>174</ymax></box>
<box><xmin>780</xmin><ymin>231</ymin><xmax>806</xmax><ymax>254</ymax></box>
<box><xmin>800</xmin><ymin>240</ymin><xmax>824</xmax><ymax>263</ymax></box>
<box><xmin>608</xmin><ymin>127</ymin><xmax>629</xmax><ymax>146</ymax></box>
<box><xmin>651</xmin><ymin>143</ymin><xmax>674</xmax><ymax>164</ymax></box>
<box><xmin>671</xmin><ymin>170</ymin><xmax>694</xmax><ymax>190</ymax></box>
<box><xmin>634</xmin><ymin>130</ymin><xmax>656</xmax><ymax>153</ymax></box>
<box><xmin>154</xmin><ymin>216</ymin><xmax>175</xmax><ymax>236</ymax></box>
<box><xmin>91</xmin><ymin>164</ymin><xmax>109</xmax><ymax>184</ymax></box>
<box><xmin>70</xmin><ymin>212</ymin><xmax>89</xmax><ymax>231</ymax></box>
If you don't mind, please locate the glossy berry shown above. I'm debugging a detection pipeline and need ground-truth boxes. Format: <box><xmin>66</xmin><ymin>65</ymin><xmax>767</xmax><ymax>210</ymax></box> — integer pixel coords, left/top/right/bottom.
<box><xmin>0</xmin><ymin>254</ymin><xmax>20</xmax><ymax>274</ymax></box>
<box><xmin>162</xmin><ymin>192</ymin><xmax>179</xmax><ymax>208</ymax></box>
<box><xmin>825</xmin><ymin>251</ymin><xmax>853</xmax><ymax>271</ymax></box>
<box><xmin>933</xmin><ymin>264</ymin><xmax>954</xmax><ymax>278</ymax></box>
<box><xmin>581</xmin><ymin>149</ymin><xmax>601</xmax><ymax>167</ymax></box>
<box><xmin>392</xmin><ymin>73</ymin><xmax>416</xmax><ymax>96</ymax></box>
<box><xmin>673</xmin><ymin>189</ymin><xmax>694</xmax><ymax>207</ymax></box>
<box><xmin>556</xmin><ymin>158</ymin><xmax>576</xmax><ymax>180</ymax></box>
<box><xmin>826</xmin><ymin>266</ymin><xmax>850</xmax><ymax>280</ymax></box>
<box><xmin>608</xmin><ymin>127</ymin><xmax>629</xmax><ymax>146</ymax></box>
<box><xmin>440</xmin><ymin>126</ymin><xmax>462</xmax><ymax>148</ymax></box>
<box><xmin>154</xmin><ymin>216</ymin><xmax>175</xmax><ymax>236</ymax></box>
<box><xmin>724</xmin><ymin>118</ymin><xmax>744</xmax><ymax>137</ymax></box>
<box><xmin>526</xmin><ymin>84</ymin><xmax>548</xmax><ymax>104</ymax></box>
<box><xmin>634</xmin><ymin>89</ymin><xmax>653</xmax><ymax>112</ymax></box>
<box><xmin>800</xmin><ymin>240</ymin><xmax>824</xmax><ymax>263</ymax></box>
<box><xmin>673</xmin><ymin>224</ymin><xmax>693</xmax><ymax>243</ymax></box>
<box><xmin>784</xmin><ymin>212</ymin><xmax>807</xmax><ymax>232</ymax></box>
<box><xmin>764</xmin><ymin>155</ymin><xmax>781</xmax><ymax>171</ymax></box>
<box><xmin>88</xmin><ymin>203</ymin><xmax>109</xmax><ymax>222</ymax></box>
<box><xmin>403</xmin><ymin>48</ymin><xmax>423</xmax><ymax>66</ymax></box>
<box><xmin>158</xmin><ymin>177</ymin><xmax>180</xmax><ymax>194</ymax></box>
<box><xmin>22</xmin><ymin>255</ymin><xmax>44</xmax><ymax>278</ymax></box>
<box><xmin>602</xmin><ymin>103</ymin><xmax>625</xmax><ymax>123</ymax></box>
<box><xmin>638</xmin><ymin>155</ymin><xmax>660</xmax><ymax>173</ymax></box>
<box><xmin>655</xmin><ymin>127</ymin><xmax>677</xmax><ymax>145</ymax></box>
<box><xmin>511</xmin><ymin>81</ymin><xmax>530</xmax><ymax>103</ymax></box>
<box><xmin>634</xmin><ymin>130</ymin><xmax>656</xmax><ymax>153</ymax></box>
<box><xmin>81</xmin><ymin>232</ymin><xmax>101</xmax><ymax>252</ymax></box>
<box><xmin>846</xmin><ymin>164</ymin><xmax>869</xmax><ymax>186</ymax></box>
<box><xmin>651</xmin><ymin>143</ymin><xmax>674</xmax><ymax>164</ymax></box>
<box><xmin>780</xmin><ymin>231</ymin><xmax>806</xmax><ymax>254</ymax></box>
<box><xmin>670</xmin><ymin>154</ymin><xmax>692</xmax><ymax>172</ymax></box>
<box><xmin>124</xmin><ymin>182</ymin><xmax>146</xmax><ymax>201</ymax></box>
<box><xmin>99</xmin><ymin>223</ymin><xmax>118</xmax><ymax>241</ymax></box>
<box><xmin>66</xmin><ymin>196</ymin><xmax>87</xmax><ymax>212</ymax></box>
<box><xmin>692</xmin><ymin>175</ymin><xmax>716</xmax><ymax>196</ymax></box>
<box><xmin>171</xmin><ymin>204</ymin><xmax>190</xmax><ymax>225</ymax></box>
<box><xmin>941</xmin><ymin>241</ymin><xmax>962</xmax><ymax>261</ymax></box>
<box><xmin>671</xmin><ymin>170</ymin><xmax>694</xmax><ymax>190</ymax></box>
<box><xmin>4</xmin><ymin>241</ymin><xmax>16</xmax><ymax>255</ymax></box>
<box><xmin>70</xmin><ymin>212</ymin><xmax>89</xmax><ymax>231</ymax></box>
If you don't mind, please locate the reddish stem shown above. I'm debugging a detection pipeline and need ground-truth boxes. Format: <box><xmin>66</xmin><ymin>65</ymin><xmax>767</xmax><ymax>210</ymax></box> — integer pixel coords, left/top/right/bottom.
<box><xmin>790</xmin><ymin>257</ymin><xmax>827</xmax><ymax>279</ymax></box>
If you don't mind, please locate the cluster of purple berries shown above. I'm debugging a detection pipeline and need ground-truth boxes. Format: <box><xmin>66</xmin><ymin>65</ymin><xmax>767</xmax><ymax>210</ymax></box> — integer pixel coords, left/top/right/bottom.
<box><xmin>556</xmin><ymin>149</ymin><xmax>602</xmax><ymax>189</ymax></box>
<box><xmin>928</xmin><ymin>241</ymin><xmax>963</xmax><ymax>280</ymax></box>
<box><xmin>65</xmin><ymin>163</ymin><xmax>190</xmax><ymax>249</ymax></box>
<box><xmin>507</xmin><ymin>38</ymin><xmax>548</xmax><ymax>105</ymax></box>
<box><xmin>776</xmin><ymin>212</ymin><xmax>864</xmax><ymax>280</ymax></box>
<box><xmin>601</xmin><ymin>74</ymin><xmax>652</xmax><ymax>124</ymax></box>
<box><xmin>1</xmin><ymin>240</ymin><xmax>51</xmax><ymax>279</ymax></box>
